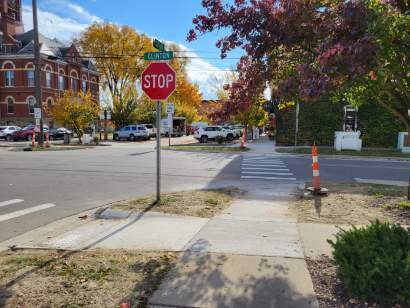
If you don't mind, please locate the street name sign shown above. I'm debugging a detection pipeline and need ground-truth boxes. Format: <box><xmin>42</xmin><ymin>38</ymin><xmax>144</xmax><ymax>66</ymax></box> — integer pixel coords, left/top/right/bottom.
<box><xmin>141</xmin><ymin>62</ymin><xmax>176</xmax><ymax>101</ymax></box>
<box><xmin>153</xmin><ymin>38</ymin><xmax>165</xmax><ymax>51</ymax></box>
<box><xmin>166</xmin><ymin>102</ymin><xmax>175</xmax><ymax>114</ymax></box>
<box><xmin>144</xmin><ymin>51</ymin><xmax>173</xmax><ymax>61</ymax></box>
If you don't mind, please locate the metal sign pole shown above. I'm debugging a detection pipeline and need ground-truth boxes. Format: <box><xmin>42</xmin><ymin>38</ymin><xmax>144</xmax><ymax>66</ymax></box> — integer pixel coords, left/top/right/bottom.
<box><xmin>156</xmin><ymin>100</ymin><xmax>161</xmax><ymax>203</ymax></box>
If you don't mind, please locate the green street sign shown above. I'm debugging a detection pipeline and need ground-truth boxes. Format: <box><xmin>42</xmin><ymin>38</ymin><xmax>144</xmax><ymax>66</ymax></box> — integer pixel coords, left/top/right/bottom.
<box><xmin>153</xmin><ymin>39</ymin><xmax>165</xmax><ymax>52</ymax></box>
<box><xmin>144</xmin><ymin>51</ymin><xmax>173</xmax><ymax>61</ymax></box>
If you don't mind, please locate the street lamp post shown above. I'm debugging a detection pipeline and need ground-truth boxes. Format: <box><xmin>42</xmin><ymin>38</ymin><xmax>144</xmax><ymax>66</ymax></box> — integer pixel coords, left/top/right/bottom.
<box><xmin>32</xmin><ymin>0</ymin><xmax>44</xmax><ymax>146</ymax></box>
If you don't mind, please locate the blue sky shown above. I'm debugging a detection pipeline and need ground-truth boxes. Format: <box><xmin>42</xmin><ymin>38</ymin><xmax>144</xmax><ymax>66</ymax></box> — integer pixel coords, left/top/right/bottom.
<box><xmin>21</xmin><ymin>0</ymin><xmax>242</xmax><ymax>99</ymax></box>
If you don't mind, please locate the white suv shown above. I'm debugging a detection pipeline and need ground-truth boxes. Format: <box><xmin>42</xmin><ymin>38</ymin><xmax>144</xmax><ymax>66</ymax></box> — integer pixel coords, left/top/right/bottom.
<box><xmin>113</xmin><ymin>125</ymin><xmax>150</xmax><ymax>141</ymax></box>
<box><xmin>194</xmin><ymin>126</ymin><xmax>235</xmax><ymax>143</ymax></box>
<box><xmin>0</xmin><ymin>126</ymin><xmax>21</xmax><ymax>141</ymax></box>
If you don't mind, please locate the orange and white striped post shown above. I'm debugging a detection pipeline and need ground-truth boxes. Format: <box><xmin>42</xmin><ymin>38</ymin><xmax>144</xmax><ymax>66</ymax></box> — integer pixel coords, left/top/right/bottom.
<box><xmin>45</xmin><ymin>132</ymin><xmax>50</xmax><ymax>148</ymax></box>
<box><xmin>312</xmin><ymin>145</ymin><xmax>320</xmax><ymax>191</ymax></box>
<box><xmin>240</xmin><ymin>127</ymin><xmax>246</xmax><ymax>148</ymax></box>
<box><xmin>31</xmin><ymin>130</ymin><xmax>35</xmax><ymax>148</ymax></box>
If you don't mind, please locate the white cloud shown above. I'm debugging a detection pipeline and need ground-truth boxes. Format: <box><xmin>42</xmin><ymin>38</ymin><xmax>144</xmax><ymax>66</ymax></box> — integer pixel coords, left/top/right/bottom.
<box><xmin>41</xmin><ymin>0</ymin><xmax>101</xmax><ymax>23</ymax></box>
<box><xmin>22</xmin><ymin>5</ymin><xmax>88</xmax><ymax>42</ymax></box>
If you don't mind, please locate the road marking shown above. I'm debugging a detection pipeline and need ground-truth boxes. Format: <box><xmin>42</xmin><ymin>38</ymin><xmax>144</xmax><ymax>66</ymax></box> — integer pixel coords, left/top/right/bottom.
<box><xmin>241</xmin><ymin>176</ymin><xmax>297</xmax><ymax>181</ymax></box>
<box><xmin>0</xmin><ymin>203</ymin><xmax>56</xmax><ymax>223</ymax></box>
<box><xmin>0</xmin><ymin>199</ymin><xmax>24</xmax><ymax>208</ymax></box>
<box><xmin>243</xmin><ymin>158</ymin><xmax>283</xmax><ymax>162</ymax></box>
<box><xmin>242</xmin><ymin>167</ymin><xmax>290</xmax><ymax>171</ymax></box>
<box><xmin>242</xmin><ymin>163</ymin><xmax>286</xmax><ymax>167</ymax></box>
<box><xmin>242</xmin><ymin>171</ymin><xmax>294</xmax><ymax>176</ymax></box>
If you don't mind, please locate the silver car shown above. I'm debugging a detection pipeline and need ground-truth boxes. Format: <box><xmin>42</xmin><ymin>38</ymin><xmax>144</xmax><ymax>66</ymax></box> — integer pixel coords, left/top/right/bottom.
<box><xmin>0</xmin><ymin>126</ymin><xmax>21</xmax><ymax>141</ymax></box>
<box><xmin>113</xmin><ymin>125</ymin><xmax>150</xmax><ymax>141</ymax></box>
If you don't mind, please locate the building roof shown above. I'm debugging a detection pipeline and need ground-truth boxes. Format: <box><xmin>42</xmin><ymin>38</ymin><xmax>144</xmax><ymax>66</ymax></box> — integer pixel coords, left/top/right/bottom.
<box><xmin>10</xmin><ymin>30</ymin><xmax>98</xmax><ymax>72</ymax></box>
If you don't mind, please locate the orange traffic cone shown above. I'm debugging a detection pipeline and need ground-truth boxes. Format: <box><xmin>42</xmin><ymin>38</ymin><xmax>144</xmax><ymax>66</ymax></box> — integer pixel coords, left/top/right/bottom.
<box><xmin>31</xmin><ymin>130</ymin><xmax>35</xmax><ymax>148</ymax></box>
<box><xmin>45</xmin><ymin>132</ymin><xmax>50</xmax><ymax>148</ymax></box>
<box><xmin>308</xmin><ymin>144</ymin><xmax>328</xmax><ymax>195</ymax></box>
<box><xmin>312</xmin><ymin>145</ymin><xmax>320</xmax><ymax>190</ymax></box>
<box><xmin>240</xmin><ymin>128</ymin><xmax>246</xmax><ymax>148</ymax></box>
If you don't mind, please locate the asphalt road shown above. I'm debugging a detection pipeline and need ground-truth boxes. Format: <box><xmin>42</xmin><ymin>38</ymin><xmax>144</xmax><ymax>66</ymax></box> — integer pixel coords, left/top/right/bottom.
<box><xmin>0</xmin><ymin>140</ymin><xmax>409</xmax><ymax>242</ymax></box>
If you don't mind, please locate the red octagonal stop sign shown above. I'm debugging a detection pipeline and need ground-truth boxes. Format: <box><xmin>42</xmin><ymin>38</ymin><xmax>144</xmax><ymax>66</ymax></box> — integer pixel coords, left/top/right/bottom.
<box><xmin>141</xmin><ymin>62</ymin><xmax>176</xmax><ymax>101</ymax></box>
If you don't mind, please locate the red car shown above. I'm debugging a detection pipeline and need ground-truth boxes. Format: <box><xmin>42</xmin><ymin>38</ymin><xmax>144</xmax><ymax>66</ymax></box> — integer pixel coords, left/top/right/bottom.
<box><xmin>12</xmin><ymin>125</ymin><xmax>49</xmax><ymax>141</ymax></box>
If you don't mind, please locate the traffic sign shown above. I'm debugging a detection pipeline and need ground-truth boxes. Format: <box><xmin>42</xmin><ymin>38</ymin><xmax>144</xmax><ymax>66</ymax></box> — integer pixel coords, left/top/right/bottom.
<box><xmin>153</xmin><ymin>39</ymin><xmax>165</xmax><ymax>51</ymax></box>
<box><xmin>144</xmin><ymin>51</ymin><xmax>173</xmax><ymax>61</ymax></box>
<box><xmin>141</xmin><ymin>62</ymin><xmax>176</xmax><ymax>101</ymax></box>
<box><xmin>34</xmin><ymin>108</ymin><xmax>42</xmax><ymax>119</ymax></box>
<box><xmin>166</xmin><ymin>102</ymin><xmax>174</xmax><ymax>114</ymax></box>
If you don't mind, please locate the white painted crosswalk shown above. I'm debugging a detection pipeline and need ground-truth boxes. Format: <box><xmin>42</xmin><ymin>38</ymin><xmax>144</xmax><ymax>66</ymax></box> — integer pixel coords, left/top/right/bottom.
<box><xmin>0</xmin><ymin>199</ymin><xmax>56</xmax><ymax>223</ymax></box>
<box><xmin>240</xmin><ymin>155</ymin><xmax>296</xmax><ymax>181</ymax></box>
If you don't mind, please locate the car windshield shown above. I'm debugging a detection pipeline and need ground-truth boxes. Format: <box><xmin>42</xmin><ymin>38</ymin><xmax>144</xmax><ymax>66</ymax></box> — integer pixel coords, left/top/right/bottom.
<box><xmin>145</xmin><ymin>125</ymin><xmax>153</xmax><ymax>129</ymax></box>
<box><xmin>0</xmin><ymin>127</ymin><xmax>5</xmax><ymax>131</ymax></box>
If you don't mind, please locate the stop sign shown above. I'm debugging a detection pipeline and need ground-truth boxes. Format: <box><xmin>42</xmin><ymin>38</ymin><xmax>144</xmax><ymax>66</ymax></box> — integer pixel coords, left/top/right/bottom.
<box><xmin>141</xmin><ymin>62</ymin><xmax>176</xmax><ymax>100</ymax></box>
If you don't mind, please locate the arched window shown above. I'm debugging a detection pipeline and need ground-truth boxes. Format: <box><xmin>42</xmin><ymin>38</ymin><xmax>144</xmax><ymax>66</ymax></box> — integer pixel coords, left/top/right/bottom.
<box><xmin>58</xmin><ymin>69</ymin><xmax>65</xmax><ymax>91</ymax></box>
<box><xmin>82</xmin><ymin>76</ymin><xmax>87</xmax><ymax>93</ymax></box>
<box><xmin>47</xmin><ymin>97</ymin><xmax>53</xmax><ymax>108</ymax></box>
<box><xmin>70</xmin><ymin>71</ymin><xmax>79</xmax><ymax>92</ymax></box>
<box><xmin>27</xmin><ymin>96</ymin><xmax>36</xmax><ymax>114</ymax></box>
<box><xmin>26</xmin><ymin>63</ymin><xmax>35</xmax><ymax>87</ymax></box>
<box><xmin>6</xmin><ymin>96</ymin><xmax>14</xmax><ymax>114</ymax></box>
<box><xmin>45</xmin><ymin>66</ymin><xmax>52</xmax><ymax>88</ymax></box>
<box><xmin>2</xmin><ymin>61</ymin><xmax>15</xmax><ymax>87</ymax></box>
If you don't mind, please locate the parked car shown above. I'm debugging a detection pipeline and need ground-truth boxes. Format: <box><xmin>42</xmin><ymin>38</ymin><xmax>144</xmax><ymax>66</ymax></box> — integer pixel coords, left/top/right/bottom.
<box><xmin>222</xmin><ymin>126</ymin><xmax>240</xmax><ymax>139</ymax></box>
<box><xmin>194</xmin><ymin>126</ymin><xmax>235</xmax><ymax>143</ymax></box>
<box><xmin>48</xmin><ymin>127</ymin><xmax>73</xmax><ymax>140</ymax></box>
<box><xmin>113</xmin><ymin>125</ymin><xmax>150</xmax><ymax>141</ymax></box>
<box><xmin>230</xmin><ymin>125</ymin><xmax>244</xmax><ymax>137</ymax></box>
<box><xmin>12</xmin><ymin>125</ymin><xmax>49</xmax><ymax>141</ymax></box>
<box><xmin>142</xmin><ymin>124</ymin><xmax>156</xmax><ymax>138</ymax></box>
<box><xmin>0</xmin><ymin>126</ymin><xmax>21</xmax><ymax>141</ymax></box>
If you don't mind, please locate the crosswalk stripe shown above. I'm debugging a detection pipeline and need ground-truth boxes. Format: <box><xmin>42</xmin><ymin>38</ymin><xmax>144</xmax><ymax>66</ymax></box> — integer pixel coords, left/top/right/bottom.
<box><xmin>0</xmin><ymin>203</ymin><xmax>56</xmax><ymax>223</ymax></box>
<box><xmin>242</xmin><ymin>167</ymin><xmax>290</xmax><ymax>171</ymax></box>
<box><xmin>242</xmin><ymin>163</ymin><xmax>286</xmax><ymax>167</ymax></box>
<box><xmin>0</xmin><ymin>199</ymin><xmax>24</xmax><ymax>208</ymax></box>
<box><xmin>241</xmin><ymin>176</ymin><xmax>297</xmax><ymax>181</ymax></box>
<box><xmin>242</xmin><ymin>171</ymin><xmax>294</xmax><ymax>176</ymax></box>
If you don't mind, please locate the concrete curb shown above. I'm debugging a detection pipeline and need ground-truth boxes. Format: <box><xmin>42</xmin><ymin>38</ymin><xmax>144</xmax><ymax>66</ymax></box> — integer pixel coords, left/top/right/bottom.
<box><xmin>274</xmin><ymin>151</ymin><xmax>410</xmax><ymax>162</ymax></box>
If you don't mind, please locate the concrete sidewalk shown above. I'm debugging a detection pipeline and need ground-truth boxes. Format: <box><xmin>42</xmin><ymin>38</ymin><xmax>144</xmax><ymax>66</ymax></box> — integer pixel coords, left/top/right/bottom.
<box><xmin>149</xmin><ymin>187</ymin><xmax>319</xmax><ymax>308</ymax></box>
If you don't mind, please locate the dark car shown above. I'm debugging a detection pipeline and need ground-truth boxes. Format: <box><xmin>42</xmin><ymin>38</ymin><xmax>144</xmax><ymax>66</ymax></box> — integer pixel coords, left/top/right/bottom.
<box><xmin>12</xmin><ymin>125</ymin><xmax>49</xmax><ymax>141</ymax></box>
<box><xmin>48</xmin><ymin>127</ymin><xmax>73</xmax><ymax>140</ymax></box>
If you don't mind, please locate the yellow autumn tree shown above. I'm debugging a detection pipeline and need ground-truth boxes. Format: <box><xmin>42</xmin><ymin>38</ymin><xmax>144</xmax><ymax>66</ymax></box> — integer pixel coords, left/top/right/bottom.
<box><xmin>47</xmin><ymin>91</ymin><xmax>99</xmax><ymax>143</ymax></box>
<box><xmin>80</xmin><ymin>22</ymin><xmax>152</xmax><ymax>128</ymax></box>
<box><xmin>171</xmin><ymin>75</ymin><xmax>202</xmax><ymax>123</ymax></box>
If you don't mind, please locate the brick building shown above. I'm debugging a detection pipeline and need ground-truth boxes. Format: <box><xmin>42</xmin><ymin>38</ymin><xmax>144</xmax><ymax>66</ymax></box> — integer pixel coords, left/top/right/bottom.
<box><xmin>0</xmin><ymin>0</ymin><xmax>99</xmax><ymax>126</ymax></box>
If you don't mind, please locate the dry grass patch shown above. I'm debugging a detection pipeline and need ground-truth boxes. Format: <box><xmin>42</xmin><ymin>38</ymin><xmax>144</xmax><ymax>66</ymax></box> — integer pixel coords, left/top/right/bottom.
<box><xmin>0</xmin><ymin>249</ymin><xmax>178</xmax><ymax>307</ymax></box>
<box><xmin>111</xmin><ymin>188</ymin><xmax>239</xmax><ymax>218</ymax></box>
<box><xmin>294</xmin><ymin>183</ymin><xmax>409</xmax><ymax>225</ymax></box>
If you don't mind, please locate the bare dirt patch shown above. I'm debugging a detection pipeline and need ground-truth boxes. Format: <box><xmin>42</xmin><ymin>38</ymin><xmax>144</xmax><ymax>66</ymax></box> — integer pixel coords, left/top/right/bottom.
<box><xmin>111</xmin><ymin>188</ymin><xmax>240</xmax><ymax>218</ymax></box>
<box><xmin>0</xmin><ymin>249</ymin><xmax>178</xmax><ymax>307</ymax></box>
<box><xmin>293</xmin><ymin>183</ymin><xmax>409</xmax><ymax>225</ymax></box>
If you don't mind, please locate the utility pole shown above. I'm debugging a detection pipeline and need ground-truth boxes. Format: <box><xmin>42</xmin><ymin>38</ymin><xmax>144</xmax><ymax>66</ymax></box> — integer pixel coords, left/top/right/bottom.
<box><xmin>294</xmin><ymin>102</ymin><xmax>300</xmax><ymax>148</ymax></box>
<box><xmin>32</xmin><ymin>0</ymin><xmax>44</xmax><ymax>146</ymax></box>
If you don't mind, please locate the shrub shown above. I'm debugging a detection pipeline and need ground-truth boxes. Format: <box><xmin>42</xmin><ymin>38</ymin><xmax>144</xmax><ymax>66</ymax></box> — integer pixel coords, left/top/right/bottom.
<box><xmin>328</xmin><ymin>221</ymin><xmax>410</xmax><ymax>306</ymax></box>
<box><xmin>215</xmin><ymin>135</ymin><xmax>225</xmax><ymax>144</ymax></box>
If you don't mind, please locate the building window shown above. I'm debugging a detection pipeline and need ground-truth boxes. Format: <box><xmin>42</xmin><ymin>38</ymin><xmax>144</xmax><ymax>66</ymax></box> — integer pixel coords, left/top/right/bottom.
<box><xmin>58</xmin><ymin>75</ymin><xmax>65</xmax><ymax>91</ymax></box>
<box><xmin>47</xmin><ymin>98</ymin><xmax>53</xmax><ymax>108</ymax></box>
<box><xmin>82</xmin><ymin>78</ymin><xmax>87</xmax><ymax>93</ymax></box>
<box><xmin>27</xmin><ymin>97</ymin><xmax>36</xmax><ymax>114</ymax></box>
<box><xmin>27</xmin><ymin>70</ymin><xmax>35</xmax><ymax>87</ymax></box>
<box><xmin>7</xmin><ymin>97</ymin><xmax>14</xmax><ymax>114</ymax></box>
<box><xmin>71</xmin><ymin>77</ymin><xmax>78</xmax><ymax>92</ymax></box>
<box><xmin>5</xmin><ymin>70</ymin><xmax>14</xmax><ymax>87</ymax></box>
<box><xmin>46</xmin><ymin>69</ymin><xmax>52</xmax><ymax>88</ymax></box>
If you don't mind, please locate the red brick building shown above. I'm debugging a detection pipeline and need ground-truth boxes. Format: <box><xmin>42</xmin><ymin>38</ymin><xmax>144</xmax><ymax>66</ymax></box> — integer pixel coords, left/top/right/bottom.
<box><xmin>0</xmin><ymin>0</ymin><xmax>99</xmax><ymax>126</ymax></box>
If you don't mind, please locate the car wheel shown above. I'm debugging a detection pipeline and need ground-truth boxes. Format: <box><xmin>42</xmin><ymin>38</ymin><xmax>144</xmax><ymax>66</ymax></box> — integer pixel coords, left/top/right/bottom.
<box><xmin>6</xmin><ymin>135</ymin><xmax>12</xmax><ymax>142</ymax></box>
<box><xmin>227</xmin><ymin>134</ymin><xmax>234</xmax><ymax>142</ymax></box>
<box><xmin>113</xmin><ymin>134</ymin><xmax>119</xmax><ymax>141</ymax></box>
<box><xmin>201</xmin><ymin>135</ymin><xmax>208</xmax><ymax>143</ymax></box>
<box><xmin>49</xmin><ymin>135</ymin><xmax>54</xmax><ymax>141</ymax></box>
<box><xmin>129</xmin><ymin>134</ymin><xmax>135</xmax><ymax>141</ymax></box>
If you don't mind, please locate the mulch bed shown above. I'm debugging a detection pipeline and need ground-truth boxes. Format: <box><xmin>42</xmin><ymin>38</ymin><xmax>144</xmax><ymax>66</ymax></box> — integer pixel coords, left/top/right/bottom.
<box><xmin>306</xmin><ymin>256</ymin><xmax>381</xmax><ymax>308</ymax></box>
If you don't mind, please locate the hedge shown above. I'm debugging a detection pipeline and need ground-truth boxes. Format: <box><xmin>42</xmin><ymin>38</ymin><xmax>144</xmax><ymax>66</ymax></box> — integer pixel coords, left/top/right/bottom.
<box><xmin>275</xmin><ymin>100</ymin><xmax>405</xmax><ymax>147</ymax></box>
